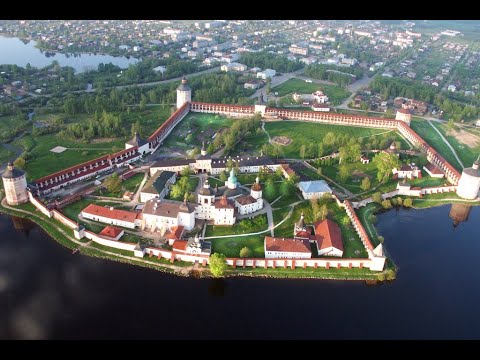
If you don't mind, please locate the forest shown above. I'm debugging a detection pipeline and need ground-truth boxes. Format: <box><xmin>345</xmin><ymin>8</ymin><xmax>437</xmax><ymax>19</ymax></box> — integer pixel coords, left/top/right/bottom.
<box><xmin>239</xmin><ymin>51</ymin><xmax>303</xmax><ymax>73</ymax></box>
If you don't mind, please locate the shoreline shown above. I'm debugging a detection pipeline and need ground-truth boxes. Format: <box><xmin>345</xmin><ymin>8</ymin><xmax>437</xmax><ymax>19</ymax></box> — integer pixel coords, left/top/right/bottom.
<box><xmin>0</xmin><ymin>198</ymin><xmax>394</xmax><ymax>281</ymax></box>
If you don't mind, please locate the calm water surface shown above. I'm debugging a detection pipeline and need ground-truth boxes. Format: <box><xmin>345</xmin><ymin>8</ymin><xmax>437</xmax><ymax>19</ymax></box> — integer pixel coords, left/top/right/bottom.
<box><xmin>0</xmin><ymin>36</ymin><xmax>138</xmax><ymax>72</ymax></box>
<box><xmin>0</xmin><ymin>204</ymin><xmax>479</xmax><ymax>339</ymax></box>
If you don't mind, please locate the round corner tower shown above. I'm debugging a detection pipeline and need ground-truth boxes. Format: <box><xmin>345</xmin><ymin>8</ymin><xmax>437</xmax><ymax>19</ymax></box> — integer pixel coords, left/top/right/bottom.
<box><xmin>176</xmin><ymin>76</ymin><xmax>191</xmax><ymax>109</ymax></box>
<box><xmin>456</xmin><ymin>159</ymin><xmax>480</xmax><ymax>200</ymax></box>
<box><xmin>1</xmin><ymin>161</ymin><xmax>29</xmax><ymax>205</ymax></box>
<box><xmin>395</xmin><ymin>107</ymin><xmax>412</xmax><ymax>126</ymax></box>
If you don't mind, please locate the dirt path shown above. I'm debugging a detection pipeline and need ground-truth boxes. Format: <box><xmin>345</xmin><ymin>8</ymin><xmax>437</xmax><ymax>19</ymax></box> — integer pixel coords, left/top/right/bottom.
<box><xmin>427</xmin><ymin>120</ymin><xmax>464</xmax><ymax>169</ymax></box>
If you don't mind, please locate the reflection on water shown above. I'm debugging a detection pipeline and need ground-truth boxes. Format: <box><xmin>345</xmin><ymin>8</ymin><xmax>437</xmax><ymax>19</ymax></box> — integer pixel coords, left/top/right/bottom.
<box><xmin>0</xmin><ymin>205</ymin><xmax>480</xmax><ymax>339</ymax></box>
<box><xmin>449</xmin><ymin>203</ymin><xmax>472</xmax><ymax>228</ymax></box>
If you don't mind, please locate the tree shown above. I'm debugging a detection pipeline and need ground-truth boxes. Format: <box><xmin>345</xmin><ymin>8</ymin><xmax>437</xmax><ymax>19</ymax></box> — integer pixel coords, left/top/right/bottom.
<box><xmin>275</xmin><ymin>166</ymin><xmax>284</xmax><ymax>178</ymax></box>
<box><xmin>378</xmin><ymin>236</ymin><xmax>384</xmax><ymax>244</ymax></box>
<box><xmin>372</xmin><ymin>152</ymin><xmax>400</xmax><ymax>182</ymax></box>
<box><xmin>264</xmin><ymin>178</ymin><xmax>277</xmax><ymax>201</ymax></box>
<box><xmin>280</xmin><ymin>179</ymin><xmax>295</xmax><ymax>198</ymax></box>
<box><xmin>103</xmin><ymin>173</ymin><xmax>122</xmax><ymax>194</ymax></box>
<box><xmin>372</xmin><ymin>192</ymin><xmax>383</xmax><ymax>204</ymax></box>
<box><xmin>338</xmin><ymin>164</ymin><xmax>350</xmax><ymax>182</ymax></box>
<box><xmin>341</xmin><ymin>216</ymin><xmax>351</xmax><ymax>227</ymax></box>
<box><xmin>360</xmin><ymin>177</ymin><xmax>371</xmax><ymax>191</ymax></box>
<box><xmin>396</xmin><ymin>197</ymin><xmax>403</xmax><ymax>206</ymax></box>
<box><xmin>381</xmin><ymin>199</ymin><xmax>392</xmax><ymax>209</ymax></box>
<box><xmin>403</xmin><ymin>198</ymin><xmax>413</xmax><ymax>208</ymax></box>
<box><xmin>319</xmin><ymin>204</ymin><xmax>329</xmax><ymax>220</ymax></box>
<box><xmin>239</xmin><ymin>247</ymin><xmax>252</xmax><ymax>258</ymax></box>
<box><xmin>310</xmin><ymin>197</ymin><xmax>320</xmax><ymax>221</ymax></box>
<box><xmin>317</xmin><ymin>142</ymin><xmax>324</xmax><ymax>158</ymax></box>
<box><xmin>13</xmin><ymin>156</ymin><xmax>26</xmax><ymax>169</ymax></box>
<box><xmin>180</xmin><ymin>166</ymin><xmax>192</xmax><ymax>177</ymax></box>
<box><xmin>209</xmin><ymin>253</ymin><xmax>227</xmax><ymax>277</ymax></box>
<box><xmin>299</xmin><ymin>144</ymin><xmax>306</xmax><ymax>159</ymax></box>
<box><xmin>219</xmin><ymin>170</ymin><xmax>228</xmax><ymax>182</ymax></box>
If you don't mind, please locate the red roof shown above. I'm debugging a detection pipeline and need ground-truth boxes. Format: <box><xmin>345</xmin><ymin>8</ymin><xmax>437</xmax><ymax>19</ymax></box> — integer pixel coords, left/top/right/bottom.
<box><xmin>165</xmin><ymin>226</ymin><xmax>184</xmax><ymax>240</ymax></box>
<box><xmin>313</xmin><ymin>219</ymin><xmax>343</xmax><ymax>251</ymax></box>
<box><xmin>81</xmin><ymin>204</ymin><xmax>139</xmax><ymax>224</ymax></box>
<box><xmin>397</xmin><ymin>107</ymin><xmax>411</xmax><ymax>114</ymax></box>
<box><xmin>148</xmin><ymin>102</ymin><xmax>190</xmax><ymax>142</ymax></box>
<box><xmin>99</xmin><ymin>226</ymin><xmax>124</xmax><ymax>239</ymax></box>
<box><xmin>264</xmin><ymin>237</ymin><xmax>311</xmax><ymax>253</ymax></box>
<box><xmin>424</xmin><ymin>163</ymin><xmax>444</xmax><ymax>175</ymax></box>
<box><xmin>35</xmin><ymin>154</ymin><xmax>110</xmax><ymax>184</ymax></box>
<box><xmin>172</xmin><ymin>240</ymin><xmax>188</xmax><ymax>251</ymax></box>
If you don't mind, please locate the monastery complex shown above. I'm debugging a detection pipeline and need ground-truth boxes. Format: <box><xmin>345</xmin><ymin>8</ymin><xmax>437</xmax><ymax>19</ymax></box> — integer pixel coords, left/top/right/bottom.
<box><xmin>2</xmin><ymin>76</ymin><xmax>479</xmax><ymax>276</ymax></box>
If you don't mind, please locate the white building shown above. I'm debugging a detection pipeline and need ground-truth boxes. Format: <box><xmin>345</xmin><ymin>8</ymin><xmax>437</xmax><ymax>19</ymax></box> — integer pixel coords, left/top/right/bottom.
<box><xmin>125</xmin><ymin>132</ymin><xmax>150</xmax><ymax>155</ymax></box>
<box><xmin>81</xmin><ymin>204</ymin><xmax>142</xmax><ymax>229</ymax></box>
<box><xmin>142</xmin><ymin>196</ymin><xmax>196</xmax><ymax>232</ymax></box>
<box><xmin>1</xmin><ymin>162</ymin><xmax>28</xmax><ymax>206</ymax></box>
<box><xmin>313</xmin><ymin>90</ymin><xmax>329</xmax><ymax>104</ymax></box>
<box><xmin>257</xmin><ymin>69</ymin><xmax>276</xmax><ymax>79</ymax></box>
<box><xmin>423</xmin><ymin>163</ymin><xmax>444</xmax><ymax>178</ymax></box>
<box><xmin>194</xmin><ymin>178</ymin><xmax>236</xmax><ymax>226</ymax></box>
<box><xmin>235</xmin><ymin>176</ymin><xmax>263</xmax><ymax>215</ymax></box>
<box><xmin>264</xmin><ymin>237</ymin><xmax>312</xmax><ymax>259</ymax></box>
<box><xmin>298</xmin><ymin>180</ymin><xmax>333</xmax><ymax>199</ymax></box>
<box><xmin>176</xmin><ymin>76</ymin><xmax>191</xmax><ymax>109</ymax></box>
<box><xmin>392</xmin><ymin>164</ymin><xmax>421</xmax><ymax>179</ymax></box>
<box><xmin>313</xmin><ymin>219</ymin><xmax>344</xmax><ymax>257</ymax></box>
<box><xmin>457</xmin><ymin>159</ymin><xmax>480</xmax><ymax>200</ymax></box>
<box><xmin>221</xmin><ymin>62</ymin><xmax>247</xmax><ymax>72</ymax></box>
<box><xmin>140</xmin><ymin>170</ymin><xmax>176</xmax><ymax>203</ymax></box>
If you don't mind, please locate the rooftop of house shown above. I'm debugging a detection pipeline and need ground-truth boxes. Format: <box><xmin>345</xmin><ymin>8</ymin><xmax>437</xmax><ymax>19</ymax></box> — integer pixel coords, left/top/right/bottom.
<box><xmin>99</xmin><ymin>226</ymin><xmax>124</xmax><ymax>239</ymax></box>
<box><xmin>264</xmin><ymin>237</ymin><xmax>312</xmax><ymax>253</ymax></box>
<box><xmin>82</xmin><ymin>204</ymin><xmax>139</xmax><ymax>223</ymax></box>
<box><xmin>298</xmin><ymin>180</ymin><xmax>332</xmax><ymax>194</ymax></box>
<box><xmin>141</xmin><ymin>170</ymin><xmax>176</xmax><ymax>195</ymax></box>
<box><xmin>313</xmin><ymin>218</ymin><xmax>343</xmax><ymax>252</ymax></box>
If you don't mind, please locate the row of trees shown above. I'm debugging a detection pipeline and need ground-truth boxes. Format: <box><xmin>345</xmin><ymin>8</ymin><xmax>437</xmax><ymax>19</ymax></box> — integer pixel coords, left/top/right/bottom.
<box><xmin>58</xmin><ymin>110</ymin><xmax>123</xmax><ymax>140</ymax></box>
<box><xmin>208</xmin><ymin>114</ymin><xmax>262</xmax><ymax>155</ymax></box>
<box><xmin>239</xmin><ymin>51</ymin><xmax>303</xmax><ymax>73</ymax></box>
<box><xmin>303</xmin><ymin>64</ymin><xmax>363</xmax><ymax>88</ymax></box>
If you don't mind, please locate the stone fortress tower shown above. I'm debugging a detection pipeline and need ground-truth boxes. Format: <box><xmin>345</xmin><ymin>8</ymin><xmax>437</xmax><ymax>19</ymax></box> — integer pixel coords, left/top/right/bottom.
<box><xmin>176</xmin><ymin>76</ymin><xmax>191</xmax><ymax>109</ymax></box>
<box><xmin>456</xmin><ymin>157</ymin><xmax>480</xmax><ymax>200</ymax></box>
<box><xmin>395</xmin><ymin>107</ymin><xmax>412</xmax><ymax>126</ymax></box>
<box><xmin>1</xmin><ymin>161</ymin><xmax>29</xmax><ymax>205</ymax></box>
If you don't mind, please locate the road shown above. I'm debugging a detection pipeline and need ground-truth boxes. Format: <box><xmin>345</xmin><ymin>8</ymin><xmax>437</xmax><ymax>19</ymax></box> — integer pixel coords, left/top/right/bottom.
<box><xmin>28</xmin><ymin>66</ymin><xmax>221</xmax><ymax>98</ymax></box>
<box><xmin>336</xmin><ymin>75</ymin><xmax>374</xmax><ymax>110</ymax></box>
<box><xmin>249</xmin><ymin>68</ymin><xmax>305</xmax><ymax>99</ymax></box>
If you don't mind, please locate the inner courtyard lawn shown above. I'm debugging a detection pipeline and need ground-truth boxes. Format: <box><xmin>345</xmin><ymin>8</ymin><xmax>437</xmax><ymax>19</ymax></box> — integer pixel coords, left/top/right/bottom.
<box><xmin>264</xmin><ymin>121</ymin><xmax>407</xmax><ymax>159</ymax></box>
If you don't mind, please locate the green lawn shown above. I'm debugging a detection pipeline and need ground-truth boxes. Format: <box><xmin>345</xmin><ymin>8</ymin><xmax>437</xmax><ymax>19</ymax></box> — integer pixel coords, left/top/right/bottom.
<box><xmin>163</xmin><ymin>112</ymin><xmax>234</xmax><ymax>150</ymax></box>
<box><xmin>205</xmin><ymin>214</ymin><xmax>268</xmax><ymax>237</ymax></box>
<box><xmin>14</xmin><ymin>133</ymin><xmax>126</xmax><ymax>181</ymax></box>
<box><xmin>408</xmin><ymin>174</ymin><xmax>451</xmax><ymax>188</ymax></box>
<box><xmin>0</xmin><ymin>147</ymin><xmax>15</xmax><ymax>165</ymax></box>
<box><xmin>273</xmin><ymin>78</ymin><xmax>351</xmax><ymax>105</ymax></box>
<box><xmin>410</xmin><ymin>119</ymin><xmax>463</xmax><ymax>171</ymax></box>
<box><xmin>357</xmin><ymin>202</ymin><xmax>382</xmax><ymax>247</ymax></box>
<box><xmin>319</xmin><ymin>160</ymin><xmax>380</xmax><ymax>194</ymax></box>
<box><xmin>273</xmin><ymin>201</ymin><xmax>368</xmax><ymax>258</ymax></box>
<box><xmin>263</xmin><ymin>121</ymin><xmax>403</xmax><ymax>159</ymax></box>
<box><xmin>122</xmin><ymin>173</ymin><xmax>145</xmax><ymax>192</ymax></box>
<box><xmin>435</xmin><ymin>122</ymin><xmax>480</xmax><ymax>167</ymax></box>
<box><xmin>210</xmin><ymin>235</ymin><xmax>265</xmax><ymax>258</ymax></box>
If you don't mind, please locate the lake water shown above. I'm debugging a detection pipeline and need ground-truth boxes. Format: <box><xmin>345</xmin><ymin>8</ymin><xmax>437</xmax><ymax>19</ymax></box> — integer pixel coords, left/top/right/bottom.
<box><xmin>0</xmin><ymin>36</ymin><xmax>138</xmax><ymax>73</ymax></box>
<box><xmin>0</xmin><ymin>204</ymin><xmax>479</xmax><ymax>339</ymax></box>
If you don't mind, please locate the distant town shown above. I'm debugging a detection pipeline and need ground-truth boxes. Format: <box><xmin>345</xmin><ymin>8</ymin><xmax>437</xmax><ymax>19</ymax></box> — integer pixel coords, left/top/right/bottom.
<box><xmin>0</xmin><ymin>20</ymin><xmax>479</xmax><ymax>280</ymax></box>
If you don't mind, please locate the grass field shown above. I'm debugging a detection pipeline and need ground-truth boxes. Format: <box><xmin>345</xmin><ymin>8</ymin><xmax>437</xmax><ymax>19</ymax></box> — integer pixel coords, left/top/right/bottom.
<box><xmin>410</xmin><ymin>119</ymin><xmax>463</xmax><ymax>171</ymax></box>
<box><xmin>273</xmin><ymin>201</ymin><xmax>368</xmax><ymax>258</ymax></box>
<box><xmin>14</xmin><ymin>133</ymin><xmax>126</xmax><ymax>181</ymax></box>
<box><xmin>61</xmin><ymin>198</ymin><xmax>124</xmax><ymax>223</ymax></box>
<box><xmin>273</xmin><ymin>78</ymin><xmax>351</xmax><ymax>105</ymax></box>
<box><xmin>434</xmin><ymin>122</ymin><xmax>480</xmax><ymax>167</ymax></box>
<box><xmin>210</xmin><ymin>235</ymin><xmax>265</xmax><ymax>258</ymax></box>
<box><xmin>163</xmin><ymin>112</ymin><xmax>234</xmax><ymax>151</ymax></box>
<box><xmin>263</xmin><ymin>121</ymin><xmax>401</xmax><ymax>159</ymax></box>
